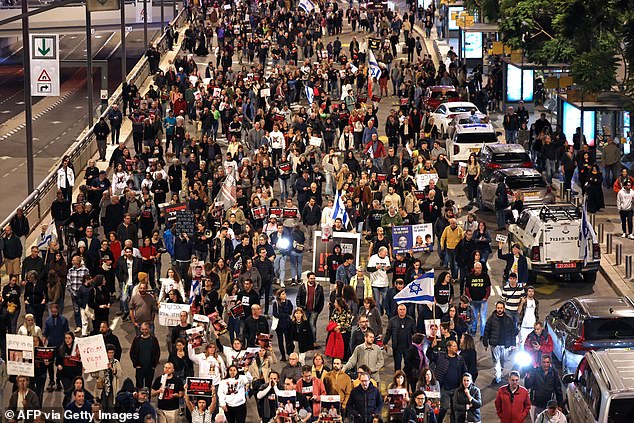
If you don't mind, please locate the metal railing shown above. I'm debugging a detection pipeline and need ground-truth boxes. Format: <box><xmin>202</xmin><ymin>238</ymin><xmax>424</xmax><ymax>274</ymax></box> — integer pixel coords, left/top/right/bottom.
<box><xmin>0</xmin><ymin>6</ymin><xmax>186</xmax><ymax>248</ymax></box>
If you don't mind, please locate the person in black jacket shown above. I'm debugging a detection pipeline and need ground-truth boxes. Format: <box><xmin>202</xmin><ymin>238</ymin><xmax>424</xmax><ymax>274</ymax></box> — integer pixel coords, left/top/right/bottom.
<box><xmin>482</xmin><ymin>301</ymin><xmax>517</xmax><ymax>384</ymax></box>
<box><xmin>402</xmin><ymin>390</ymin><xmax>437</xmax><ymax>423</ymax></box>
<box><xmin>426</xmin><ymin>340</ymin><xmax>467</xmax><ymax>423</ymax></box>
<box><xmin>296</xmin><ymin>272</ymin><xmax>324</xmax><ymax>349</ymax></box>
<box><xmin>94</xmin><ymin>117</ymin><xmax>110</xmax><ymax>161</ymax></box>
<box><xmin>243</xmin><ymin>303</ymin><xmax>270</xmax><ymax>347</ymax></box>
<box><xmin>494</xmin><ymin>180</ymin><xmax>509</xmax><ymax>230</ymax></box>
<box><xmin>524</xmin><ymin>355</ymin><xmax>563</xmax><ymax>420</ymax></box>
<box><xmin>404</xmin><ymin>333</ymin><xmax>427</xmax><ymax>389</ymax></box>
<box><xmin>453</xmin><ymin>373</ymin><xmax>482</xmax><ymax>423</ymax></box>
<box><xmin>497</xmin><ymin>241</ymin><xmax>529</xmax><ymax>286</ymax></box>
<box><xmin>384</xmin><ymin>304</ymin><xmax>416</xmax><ymax>370</ymax></box>
<box><xmin>254</xmin><ymin>247</ymin><xmax>275</xmax><ymax>315</ymax></box>
<box><xmin>347</xmin><ymin>372</ymin><xmax>383</xmax><ymax>423</ymax></box>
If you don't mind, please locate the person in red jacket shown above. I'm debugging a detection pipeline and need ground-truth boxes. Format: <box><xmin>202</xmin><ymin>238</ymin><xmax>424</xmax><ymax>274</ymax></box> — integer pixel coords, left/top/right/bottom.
<box><xmin>325</xmin><ymin>320</ymin><xmax>345</xmax><ymax>360</ymax></box>
<box><xmin>523</xmin><ymin>321</ymin><xmax>554</xmax><ymax>368</ymax></box>
<box><xmin>495</xmin><ymin>371</ymin><xmax>531</xmax><ymax>423</ymax></box>
<box><xmin>295</xmin><ymin>365</ymin><xmax>327</xmax><ymax>417</ymax></box>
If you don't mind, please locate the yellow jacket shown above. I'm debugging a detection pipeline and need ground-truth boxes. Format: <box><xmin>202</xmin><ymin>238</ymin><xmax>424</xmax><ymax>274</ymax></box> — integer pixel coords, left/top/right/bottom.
<box><xmin>440</xmin><ymin>226</ymin><xmax>464</xmax><ymax>250</ymax></box>
<box><xmin>350</xmin><ymin>275</ymin><xmax>372</xmax><ymax>300</ymax></box>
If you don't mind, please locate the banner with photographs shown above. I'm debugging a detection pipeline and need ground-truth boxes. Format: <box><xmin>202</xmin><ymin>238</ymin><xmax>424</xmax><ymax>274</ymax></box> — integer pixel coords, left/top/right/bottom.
<box><xmin>392</xmin><ymin>224</ymin><xmax>434</xmax><ymax>254</ymax></box>
<box><xmin>312</xmin><ymin>231</ymin><xmax>361</xmax><ymax>280</ymax></box>
<box><xmin>6</xmin><ymin>334</ymin><xmax>34</xmax><ymax>377</ymax></box>
<box><xmin>186</xmin><ymin>378</ymin><xmax>214</xmax><ymax>397</ymax></box>
<box><xmin>282</xmin><ymin>208</ymin><xmax>299</xmax><ymax>219</ymax></box>
<box><xmin>416</xmin><ymin>173</ymin><xmax>439</xmax><ymax>190</ymax></box>
<box><xmin>425</xmin><ymin>390</ymin><xmax>441</xmax><ymax>415</ymax></box>
<box><xmin>319</xmin><ymin>395</ymin><xmax>342</xmax><ymax>421</ymax></box>
<box><xmin>277</xmin><ymin>390</ymin><xmax>299</xmax><ymax>418</ymax></box>
<box><xmin>158</xmin><ymin>303</ymin><xmax>191</xmax><ymax>327</ymax></box>
<box><xmin>235</xmin><ymin>347</ymin><xmax>262</xmax><ymax>368</ymax></box>
<box><xmin>388</xmin><ymin>389</ymin><xmax>408</xmax><ymax>416</ymax></box>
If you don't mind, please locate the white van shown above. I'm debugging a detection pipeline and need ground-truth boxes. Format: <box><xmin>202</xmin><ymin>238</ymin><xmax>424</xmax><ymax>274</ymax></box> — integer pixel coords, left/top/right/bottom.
<box><xmin>563</xmin><ymin>349</ymin><xmax>634</xmax><ymax>423</ymax></box>
<box><xmin>446</xmin><ymin>122</ymin><xmax>498</xmax><ymax>166</ymax></box>
<box><xmin>508</xmin><ymin>203</ymin><xmax>600</xmax><ymax>284</ymax></box>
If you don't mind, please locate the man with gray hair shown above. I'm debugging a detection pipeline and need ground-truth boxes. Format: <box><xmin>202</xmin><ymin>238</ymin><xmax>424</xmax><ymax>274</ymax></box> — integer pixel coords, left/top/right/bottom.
<box><xmin>367</xmin><ymin>246</ymin><xmax>391</xmax><ymax>314</ymax></box>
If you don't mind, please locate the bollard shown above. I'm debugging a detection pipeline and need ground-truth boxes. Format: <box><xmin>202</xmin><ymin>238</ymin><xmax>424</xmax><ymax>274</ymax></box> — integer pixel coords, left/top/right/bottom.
<box><xmin>607</xmin><ymin>233</ymin><xmax>613</xmax><ymax>255</ymax></box>
<box><xmin>597</xmin><ymin>223</ymin><xmax>604</xmax><ymax>244</ymax></box>
<box><xmin>558</xmin><ymin>181</ymin><xmax>565</xmax><ymax>199</ymax></box>
<box><xmin>616</xmin><ymin>243</ymin><xmax>623</xmax><ymax>266</ymax></box>
<box><xmin>566</xmin><ymin>189</ymin><xmax>572</xmax><ymax>203</ymax></box>
<box><xmin>627</xmin><ymin>255</ymin><xmax>633</xmax><ymax>279</ymax></box>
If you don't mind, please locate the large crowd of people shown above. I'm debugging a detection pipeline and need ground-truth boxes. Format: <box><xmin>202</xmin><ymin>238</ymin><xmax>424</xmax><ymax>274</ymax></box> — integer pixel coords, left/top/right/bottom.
<box><xmin>3</xmin><ymin>0</ymin><xmax>631</xmax><ymax>422</ymax></box>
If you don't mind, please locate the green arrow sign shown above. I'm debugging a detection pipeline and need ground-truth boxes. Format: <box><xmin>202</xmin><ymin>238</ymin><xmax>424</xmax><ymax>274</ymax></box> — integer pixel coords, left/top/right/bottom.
<box><xmin>37</xmin><ymin>38</ymin><xmax>50</xmax><ymax>56</ymax></box>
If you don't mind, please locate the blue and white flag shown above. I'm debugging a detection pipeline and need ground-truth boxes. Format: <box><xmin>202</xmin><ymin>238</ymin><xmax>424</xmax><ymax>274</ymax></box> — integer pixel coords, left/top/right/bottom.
<box><xmin>305</xmin><ymin>85</ymin><xmax>314</xmax><ymax>105</ymax></box>
<box><xmin>37</xmin><ymin>220</ymin><xmax>58</xmax><ymax>249</ymax></box>
<box><xmin>299</xmin><ymin>0</ymin><xmax>316</xmax><ymax>13</ymax></box>
<box><xmin>332</xmin><ymin>190</ymin><xmax>349</xmax><ymax>227</ymax></box>
<box><xmin>394</xmin><ymin>270</ymin><xmax>435</xmax><ymax>304</ymax></box>
<box><xmin>579</xmin><ymin>196</ymin><xmax>593</xmax><ymax>265</ymax></box>
<box><xmin>368</xmin><ymin>49</ymin><xmax>382</xmax><ymax>80</ymax></box>
<box><xmin>189</xmin><ymin>278</ymin><xmax>201</xmax><ymax>305</ymax></box>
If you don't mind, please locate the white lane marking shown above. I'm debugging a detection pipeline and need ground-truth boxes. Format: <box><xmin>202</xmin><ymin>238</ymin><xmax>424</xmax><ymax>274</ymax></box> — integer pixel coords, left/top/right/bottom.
<box><xmin>110</xmin><ymin>316</ymin><xmax>120</xmax><ymax>331</ymax></box>
<box><xmin>495</xmin><ymin>285</ymin><xmax>503</xmax><ymax>296</ymax></box>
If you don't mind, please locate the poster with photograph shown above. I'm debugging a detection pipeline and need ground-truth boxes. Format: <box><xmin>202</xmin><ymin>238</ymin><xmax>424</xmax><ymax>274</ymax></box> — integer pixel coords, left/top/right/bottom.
<box><xmin>414</xmin><ymin>190</ymin><xmax>426</xmax><ymax>200</ymax></box>
<box><xmin>158</xmin><ymin>303</ymin><xmax>191</xmax><ymax>327</ymax></box>
<box><xmin>257</xmin><ymin>333</ymin><xmax>271</xmax><ymax>349</ymax></box>
<box><xmin>236</xmin><ymin>347</ymin><xmax>261</xmax><ymax>368</ymax></box>
<box><xmin>277</xmin><ymin>390</ymin><xmax>298</xmax><ymax>418</ymax></box>
<box><xmin>458</xmin><ymin>162</ymin><xmax>467</xmax><ymax>179</ymax></box>
<box><xmin>35</xmin><ymin>346</ymin><xmax>56</xmax><ymax>362</ymax></box>
<box><xmin>186</xmin><ymin>326</ymin><xmax>207</xmax><ymax>353</ymax></box>
<box><xmin>319</xmin><ymin>395</ymin><xmax>342</xmax><ymax>421</ymax></box>
<box><xmin>312</xmin><ymin>231</ymin><xmax>361</xmax><ymax>280</ymax></box>
<box><xmin>186</xmin><ymin>378</ymin><xmax>214</xmax><ymax>397</ymax></box>
<box><xmin>269</xmin><ymin>207</ymin><xmax>283</xmax><ymax>219</ymax></box>
<box><xmin>210</xmin><ymin>312</ymin><xmax>228</xmax><ymax>335</ymax></box>
<box><xmin>424</xmin><ymin>319</ymin><xmax>441</xmax><ymax>338</ymax></box>
<box><xmin>388</xmin><ymin>389</ymin><xmax>408</xmax><ymax>416</ymax></box>
<box><xmin>282</xmin><ymin>208</ymin><xmax>299</xmax><ymax>219</ymax></box>
<box><xmin>425</xmin><ymin>390</ymin><xmax>441</xmax><ymax>415</ymax></box>
<box><xmin>416</xmin><ymin>173</ymin><xmax>439</xmax><ymax>190</ymax></box>
<box><xmin>76</xmin><ymin>335</ymin><xmax>109</xmax><ymax>373</ymax></box>
<box><xmin>6</xmin><ymin>334</ymin><xmax>34</xmax><ymax>377</ymax></box>
<box><xmin>252</xmin><ymin>206</ymin><xmax>267</xmax><ymax>220</ymax></box>
<box><xmin>392</xmin><ymin>224</ymin><xmax>434</xmax><ymax>254</ymax></box>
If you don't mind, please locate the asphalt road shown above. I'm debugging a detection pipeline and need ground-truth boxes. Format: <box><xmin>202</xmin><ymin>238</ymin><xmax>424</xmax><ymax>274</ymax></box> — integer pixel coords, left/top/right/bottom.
<box><xmin>0</xmin><ymin>28</ymin><xmax>157</xmax><ymax>218</ymax></box>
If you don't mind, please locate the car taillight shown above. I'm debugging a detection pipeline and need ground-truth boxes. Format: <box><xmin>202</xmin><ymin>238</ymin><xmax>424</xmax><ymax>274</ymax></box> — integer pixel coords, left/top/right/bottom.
<box><xmin>531</xmin><ymin>246</ymin><xmax>540</xmax><ymax>261</ymax></box>
<box><xmin>486</xmin><ymin>163</ymin><xmax>502</xmax><ymax>169</ymax></box>
<box><xmin>572</xmin><ymin>325</ymin><xmax>596</xmax><ymax>352</ymax></box>
<box><xmin>593</xmin><ymin>243</ymin><xmax>601</xmax><ymax>260</ymax></box>
<box><xmin>521</xmin><ymin>161</ymin><xmax>533</xmax><ymax>168</ymax></box>
<box><xmin>454</xmin><ymin>145</ymin><xmax>459</xmax><ymax>155</ymax></box>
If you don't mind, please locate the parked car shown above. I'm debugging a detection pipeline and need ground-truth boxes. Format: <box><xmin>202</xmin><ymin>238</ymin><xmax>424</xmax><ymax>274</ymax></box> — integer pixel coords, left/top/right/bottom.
<box><xmin>476</xmin><ymin>168</ymin><xmax>555</xmax><ymax>211</ymax></box>
<box><xmin>423</xmin><ymin>85</ymin><xmax>461</xmax><ymax>111</ymax></box>
<box><xmin>545</xmin><ymin>296</ymin><xmax>634</xmax><ymax>375</ymax></box>
<box><xmin>507</xmin><ymin>203</ymin><xmax>600</xmax><ymax>284</ymax></box>
<box><xmin>430</xmin><ymin>101</ymin><xmax>481</xmax><ymax>136</ymax></box>
<box><xmin>562</xmin><ymin>349</ymin><xmax>634</xmax><ymax>423</ymax></box>
<box><xmin>478</xmin><ymin>143</ymin><xmax>533</xmax><ymax>178</ymax></box>
<box><xmin>446</xmin><ymin>122</ymin><xmax>498</xmax><ymax>166</ymax></box>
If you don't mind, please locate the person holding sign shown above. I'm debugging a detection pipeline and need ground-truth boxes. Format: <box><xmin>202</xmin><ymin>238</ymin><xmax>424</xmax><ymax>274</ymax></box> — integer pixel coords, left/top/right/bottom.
<box><xmin>151</xmin><ymin>362</ymin><xmax>185</xmax><ymax>423</ymax></box>
<box><xmin>184</xmin><ymin>388</ymin><xmax>214</xmax><ymax>423</ymax></box>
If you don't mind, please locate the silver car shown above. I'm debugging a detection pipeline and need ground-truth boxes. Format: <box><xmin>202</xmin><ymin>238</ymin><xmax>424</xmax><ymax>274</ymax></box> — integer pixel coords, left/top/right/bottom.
<box><xmin>477</xmin><ymin>168</ymin><xmax>555</xmax><ymax>211</ymax></box>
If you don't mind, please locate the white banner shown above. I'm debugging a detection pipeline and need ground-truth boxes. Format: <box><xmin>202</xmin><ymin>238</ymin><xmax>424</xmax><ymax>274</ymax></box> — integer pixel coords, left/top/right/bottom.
<box><xmin>6</xmin><ymin>334</ymin><xmax>34</xmax><ymax>377</ymax></box>
<box><xmin>416</xmin><ymin>173</ymin><xmax>439</xmax><ymax>190</ymax></box>
<box><xmin>76</xmin><ymin>335</ymin><xmax>109</xmax><ymax>373</ymax></box>
<box><xmin>159</xmin><ymin>303</ymin><xmax>191</xmax><ymax>326</ymax></box>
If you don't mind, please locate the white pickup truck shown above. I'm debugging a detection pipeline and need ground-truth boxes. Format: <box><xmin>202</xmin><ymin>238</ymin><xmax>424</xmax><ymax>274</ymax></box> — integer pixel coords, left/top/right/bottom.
<box><xmin>508</xmin><ymin>203</ymin><xmax>600</xmax><ymax>284</ymax></box>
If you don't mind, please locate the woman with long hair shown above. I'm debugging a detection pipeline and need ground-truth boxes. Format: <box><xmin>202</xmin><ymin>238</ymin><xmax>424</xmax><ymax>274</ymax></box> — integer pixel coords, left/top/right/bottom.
<box><xmin>460</xmin><ymin>333</ymin><xmax>478</xmax><ymax>382</ymax></box>
<box><xmin>472</xmin><ymin>221</ymin><xmax>492</xmax><ymax>263</ymax></box>
<box><xmin>441</xmin><ymin>304</ymin><xmax>468</xmax><ymax>346</ymax></box>
<box><xmin>359</xmin><ymin>297</ymin><xmax>382</xmax><ymax>336</ymax></box>
<box><xmin>32</xmin><ymin>336</ymin><xmax>49</xmax><ymax>404</ymax></box>
<box><xmin>62</xmin><ymin>375</ymin><xmax>94</xmax><ymax>408</ymax></box>
<box><xmin>312</xmin><ymin>353</ymin><xmax>330</xmax><ymax>381</ymax></box>
<box><xmin>434</xmin><ymin>271</ymin><xmax>454</xmax><ymax>315</ymax></box>
<box><xmin>290</xmin><ymin>307</ymin><xmax>314</xmax><ymax>364</ymax></box>
<box><xmin>157</xmin><ymin>267</ymin><xmax>186</xmax><ymax>304</ymax></box>
<box><xmin>327</xmin><ymin>298</ymin><xmax>353</xmax><ymax>360</ymax></box>
<box><xmin>272</xmin><ymin>288</ymin><xmax>294</xmax><ymax>362</ymax></box>
<box><xmin>212</xmin><ymin>258</ymin><xmax>232</xmax><ymax>298</ymax></box>
<box><xmin>139</xmin><ymin>236</ymin><xmax>158</xmax><ymax>290</ymax></box>
<box><xmin>55</xmin><ymin>331</ymin><xmax>84</xmax><ymax>404</ymax></box>
<box><xmin>91</xmin><ymin>275</ymin><xmax>111</xmax><ymax>334</ymax></box>
<box><xmin>217</xmin><ymin>365</ymin><xmax>252</xmax><ymax>423</ymax></box>
<box><xmin>23</xmin><ymin>270</ymin><xmax>46</xmax><ymax>328</ymax></box>
<box><xmin>464</xmin><ymin>153</ymin><xmax>481</xmax><ymax>203</ymax></box>
<box><xmin>223</xmin><ymin>283</ymin><xmax>241</xmax><ymax>342</ymax></box>
<box><xmin>386</xmin><ymin>369</ymin><xmax>413</xmax><ymax>422</ymax></box>
<box><xmin>416</xmin><ymin>367</ymin><xmax>440</xmax><ymax>392</ymax></box>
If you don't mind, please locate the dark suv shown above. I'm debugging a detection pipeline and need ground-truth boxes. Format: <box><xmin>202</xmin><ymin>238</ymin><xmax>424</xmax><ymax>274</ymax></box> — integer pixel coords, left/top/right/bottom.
<box><xmin>545</xmin><ymin>296</ymin><xmax>634</xmax><ymax>374</ymax></box>
<box><xmin>478</xmin><ymin>143</ymin><xmax>533</xmax><ymax>178</ymax></box>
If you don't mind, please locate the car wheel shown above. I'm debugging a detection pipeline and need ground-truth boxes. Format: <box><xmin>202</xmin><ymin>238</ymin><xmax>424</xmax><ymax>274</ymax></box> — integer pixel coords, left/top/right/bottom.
<box><xmin>583</xmin><ymin>270</ymin><xmax>597</xmax><ymax>284</ymax></box>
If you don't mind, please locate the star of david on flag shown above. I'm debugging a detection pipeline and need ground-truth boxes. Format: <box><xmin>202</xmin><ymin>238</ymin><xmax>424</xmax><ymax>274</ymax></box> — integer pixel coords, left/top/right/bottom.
<box><xmin>394</xmin><ymin>270</ymin><xmax>435</xmax><ymax>304</ymax></box>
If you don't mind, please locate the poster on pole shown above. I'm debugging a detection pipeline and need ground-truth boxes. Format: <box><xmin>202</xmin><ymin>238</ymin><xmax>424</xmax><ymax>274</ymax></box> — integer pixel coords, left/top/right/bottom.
<box><xmin>416</xmin><ymin>173</ymin><xmax>439</xmax><ymax>190</ymax></box>
<box><xmin>76</xmin><ymin>335</ymin><xmax>109</xmax><ymax>373</ymax></box>
<box><xmin>6</xmin><ymin>334</ymin><xmax>34</xmax><ymax>377</ymax></box>
<box><xmin>312</xmin><ymin>231</ymin><xmax>361</xmax><ymax>280</ymax></box>
<box><xmin>392</xmin><ymin>224</ymin><xmax>434</xmax><ymax>254</ymax></box>
<box><xmin>135</xmin><ymin>0</ymin><xmax>153</xmax><ymax>23</ymax></box>
<box><xmin>159</xmin><ymin>303</ymin><xmax>191</xmax><ymax>326</ymax></box>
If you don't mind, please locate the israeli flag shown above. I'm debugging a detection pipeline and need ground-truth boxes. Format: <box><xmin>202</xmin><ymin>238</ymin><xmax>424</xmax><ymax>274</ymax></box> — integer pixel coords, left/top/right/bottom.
<box><xmin>37</xmin><ymin>220</ymin><xmax>58</xmax><ymax>249</ymax></box>
<box><xmin>305</xmin><ymin>85</ymin><xmax>314</xmax><ymax>105</ymax></box>
<box><xmin>394</xmin><ymin>270</ymin><xmax>435</xmax><ymax>304</ymax></box>
<box><xmin>299</xmin><ymin>0</ymin><xmax>315</xmax><ymax>13</ymax></box>
<box><xmin>368</xmin><ymin>49</ymin><xmax>382</xmax><ymax>80</ymax></box>
<box><xmin>189</xmin><ymin>278</ymin><xmax>201</xmax><ymax>304</ymax></box>
<box><xmin>579</xmin><ymin>196</ymin><xmax>593</xmax><ymax>265</ymax></box>
<box><xmin>332</xmin><ymin>190</ymin><xmax>349</xmax><ymax>227</ymax></box>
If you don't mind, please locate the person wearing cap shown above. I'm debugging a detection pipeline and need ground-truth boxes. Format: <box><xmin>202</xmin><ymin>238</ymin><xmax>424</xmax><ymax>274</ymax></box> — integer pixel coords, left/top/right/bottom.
<box><xmin>525</xmin><ymin>355</ymin><xmax>563</xmax><ymax>421</ymax></box>
<box><xmin>535</xmin><ymin>400</ymin><xmax>567</xmax><ymax>423</ymax></box>
<box><xmin>133</xmin><ymin>386</ymin><xmax>157</xmax><ymax>423</ymax></box>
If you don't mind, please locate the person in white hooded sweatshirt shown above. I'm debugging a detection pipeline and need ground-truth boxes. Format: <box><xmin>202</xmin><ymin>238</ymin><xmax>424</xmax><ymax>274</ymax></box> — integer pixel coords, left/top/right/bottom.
<box><xmin>217</xmin><ymin>364</ymin><xmax>252</xmax><ymax>423</ymax></box>
<box><xmin>617</xmin><ymin>180</ymin><xmax>634</xmax><ymax>239</ymax></box>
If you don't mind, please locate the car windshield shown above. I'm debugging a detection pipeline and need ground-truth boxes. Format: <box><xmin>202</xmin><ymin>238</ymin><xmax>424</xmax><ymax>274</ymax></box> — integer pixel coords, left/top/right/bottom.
<box><xmin>455</xmin><ymin>132</ymin><xmax>497</xmax><ymax>144</ymax></box>
<box><xmin>431</xmin><ymin>91</ymin><xmax>459</xmax><ymax>99</ymax></box>
<box><xmin>492</xmin><ymin>152</ymin><xmax>530</xmax><ymax>163</ymax></box>
<box><xmin>608</xmin><ymin>398</ymin><xmax>634</xmax><ymax>422</ymax></box>
<box><xmin>584</xmin><ymin>318</ymin><xmax>634</xmax><ymax>340</ymax></box>
<box><xmin>449</xmin><ymin>106</ymin><xmax>477</xmax><ymax>113</ymax></box>
<box><xmin>506</xmin><ymin>176</ymin><xmax>547</xmax><ymax>189</ymax></box>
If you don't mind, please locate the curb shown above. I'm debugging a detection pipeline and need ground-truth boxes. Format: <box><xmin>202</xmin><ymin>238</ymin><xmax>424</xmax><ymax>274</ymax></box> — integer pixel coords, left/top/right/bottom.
<box><xmin>599</xmin><ymin>256</ymin><xmax>634</xmax><ymax>298</ymax></box>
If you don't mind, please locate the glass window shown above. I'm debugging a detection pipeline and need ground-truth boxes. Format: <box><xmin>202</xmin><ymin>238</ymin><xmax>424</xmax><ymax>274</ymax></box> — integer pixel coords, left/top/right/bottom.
<box><xmin>506</xmin><ymin>176</ymin><xmax>548</xmax><ymax>189</ymax></box>
<box><xmin>492</xmin><ymin>152</ymin><xmax>531</xmax><ymax>163</ymax></box>
<box><xmin>584</xmin><ymin>318</ymin><xmax>634</xmax><ymax>340</ymax></box>
<box><xmin>455</xmin><ymin>132</ymin><xmax>498</xmax><ymax>144</ymax></box>
<box><xmin>584</xmin><ymin>371</ymin><xmax>602</xmax><ymax>420</ymax></box>
<box><xmin>608</xmin><ymin>398</ymin><xmax>634</xmax><ymax>423</ymax></box>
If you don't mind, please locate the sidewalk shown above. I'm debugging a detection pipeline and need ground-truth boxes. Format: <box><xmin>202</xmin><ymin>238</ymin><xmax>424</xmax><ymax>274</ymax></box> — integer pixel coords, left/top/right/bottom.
<box><xmin>11</xmin><ymin>24</ymin><xmax>189</xmax><ymax>269</ymax></box>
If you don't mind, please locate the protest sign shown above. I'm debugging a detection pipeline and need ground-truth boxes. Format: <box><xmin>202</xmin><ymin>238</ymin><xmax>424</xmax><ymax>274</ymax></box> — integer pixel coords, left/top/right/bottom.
<box><xmin>312</xmin><ymin>231</ymin><xmax>361</xmax><ymax>280</ymax></box>
<box><xmin>496</xmin><ymin>234</ymin><xmax>508</xmax><ymax>243</ymax></box>
<box><xmin>6</xmin><ymin>334</ymin><xmax>34</xmax><ymax>376</ymax></box>
<box><xmin>320</xmin><ymin>395</ymin><xmax>342</xmax><ymax>421</ymax></box>
<box><xmin>388</xmin><ymin>389</ymin><xmax>408</xmax><ymax>416</ymax></box>
<box><xmin>392</xmin><ymin>224</ymin><xmax>434</xmax><ymax>254</ymax></box>
<box><xmin>416</xmin><ymin>173</ymin><xmax>439</xmax><ymax>190</ymax></box>
<box><xmin>159</xmin><ymin>303</ymin><xmax>191</xmax><ymax>326</ymax></box>
<box><xmin>186</xmin><ymin>378</ymin><xmax>214</xmax><ymax>397</ymax></box>
<box><xmin>35</xmin><ymin>346</ymin><xmax>56</xmax><ymax>361</ymax></box>
<box><xmin>76</xmin><ymin>335</ymin><xmax>109</xmax><ymax>373</ymax></box>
